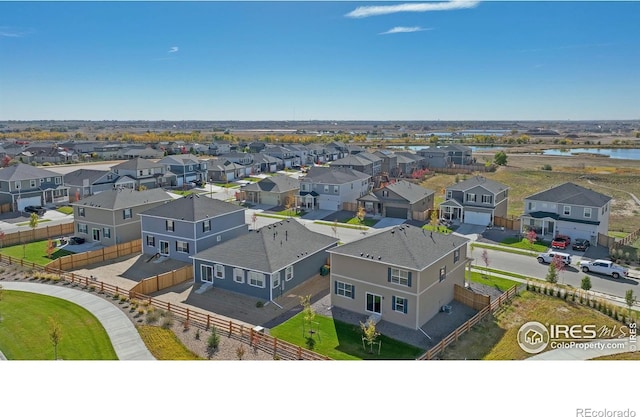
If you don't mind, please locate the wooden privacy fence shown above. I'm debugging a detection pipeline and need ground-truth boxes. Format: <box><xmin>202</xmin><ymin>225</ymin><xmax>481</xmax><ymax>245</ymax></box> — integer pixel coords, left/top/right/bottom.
<box><xmin>599</xmin><ymin>228</ymin><xmax>640</xmax><ymax>251</ymax></box>
<box><xmin>129</xmin><ymin>265</ymin><xmax>193</xmax><ymax>295</ymax></box>
<box><xmin>46</xmin><ymin>239</ymin><xmax>142</xmax><ymax>270</ymax></box>
<box><xmin>492</xmin><ymin>216</ymin><xmax>521</xmax><ymax>231</ymax></box>
<box><xmin>0</xmin><ymin>252</ymin><xmax>329</xmax><ymax>361</ymax></box>
<box><xmin>417</xmin><ymin>285</ymin><xmax>519</xmax><ymax>360</ymax></box>
<box><xmin>0</xmin><ymin>223</ymin><xmax>74</xmax><ymax>247</ymax></box>
<box><xmin>454</xmin><ymin>284</ymin><xmax>491</xmax><ymax>311</ymax></box>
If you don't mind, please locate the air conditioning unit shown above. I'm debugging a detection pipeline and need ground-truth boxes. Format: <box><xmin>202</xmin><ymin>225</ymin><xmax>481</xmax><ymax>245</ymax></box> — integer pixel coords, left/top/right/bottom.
<box><xmin>441</xmin><ymin>304</ymin><xmax>452</xmax><ymax>313</ymax></box>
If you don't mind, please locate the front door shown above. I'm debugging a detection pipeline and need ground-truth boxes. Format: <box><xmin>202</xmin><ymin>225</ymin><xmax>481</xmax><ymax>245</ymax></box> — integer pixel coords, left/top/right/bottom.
<box><xmin>366</xmin><ymin>293</ymin><xmax>382</xmax><ymax>314</ymax></box>
<box><xmin>159</xmin><ymin>240</ymin><xmax>169</xmax><ymax>256</ymax></box>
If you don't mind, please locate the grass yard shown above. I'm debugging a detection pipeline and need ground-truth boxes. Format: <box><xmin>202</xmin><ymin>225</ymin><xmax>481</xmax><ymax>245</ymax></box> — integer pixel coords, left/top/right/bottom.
<box><xmin>468</xmin><ymin>271</ymin><xmax>520</xmax><ymax>292</ymax></box>
<box><xmin>56</xmin><ymin>206</ymin><xmax>73</xmax><ymax>215</ymax></box>
<box><xmin>273</xmin><ymin>209</ymin><xmax>306</xmax><ymax>217</ymax></box>
<box><xmin>0</xmin><ymin>290</ymin><xmax>117</xmax><ymax>360</ymax></box>
<box><xmin>269</xmin><ymin>313</ymin><xmax>424</xmax><ymax>360</ymax></box>
<box><xmin>313</xmin><ymin>220</ymin><xmax>368</xmax><ymax>230</ymax></box>
<box><xmin>472</xmin><ymin>266</ymin><xmax>536</xmax><ymax>283</ymax></box>
<box><xmin>344</xmin><ymin>217</ymin><xmax>378</xmax><ymax>227</ymax></box>
<box><xmin>439</xmin><ymin>291</ymin><xmax>627</xmax><ymax>360</ymax></box>
<box><xmin>422</xmin><ymin>224</ymin><xmax>453</xmax><ymax>234</ymax></box>
<box><xmin>0</xmin><ymin>240</ymin><xmax>74</xmax><ymax>265</ymax></box>
<box><xmin>608</xmin><ymin>231</ymin><xmax>630</xmax><ymax>239</ymax></box>
<box><xmin>17</xmin><ymin>219</ymin><xmax>51</xmax><ymax>226</ymax></box>
<box><xmin>470</xmin><ymin>242</ymin><xmax>537</xmax><ymax>257</ymax></box>
<box><xmin>500</xmin><ymin>237</ymin><xmax>549</xmax><ymax>252</ymax></box>
<box><xmin>136</xmin><ymin>326</ymin><xmax>203</xmax><ymax>360</ymax></box>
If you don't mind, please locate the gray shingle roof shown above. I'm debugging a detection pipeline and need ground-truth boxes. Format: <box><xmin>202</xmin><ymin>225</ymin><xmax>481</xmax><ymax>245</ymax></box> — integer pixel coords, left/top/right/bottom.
<box><xmin>328</xmin><ymin>224</ymin><xmax>468</xmax><ymax>270</ymax></box>
<box><xmin>330</xmin><ymin>154</ymin><xmax>372</xmax><ymax>167</ymax></box>
<box><xmin>446</xmin><ymin>176</ymin><xmax>508</xmax><ymax>194</ymax></box>
<box><xmin>242</xmin><ymin>174</ymin><xmax>300</xmax><ymax>193</ymax></box>
<box><xmin>139</xmin><ymin>193</ymin><xmax>244</xmax><ymax>221</ymax></box>
<box><xmin>526</xmin><ymin>182</ymin><xmax>612</xmax><ymax>207</ymax></box>
<box><xmin>158</xmin><ymin>154</ymin><xmax>202</xmax><ymax>165</ymax></box>
<box><xmin>382</xmin><ymin>181</ymin><xmax>434</xmax><ymax>203</ymax></box>
<box><xmin>63</xmin><ymin>169</ymin><xmax>111</xmax><ymax>186</ymax></box>
<box><xmin>302</xmin><ymin>166</ymin><xmax>370</xmax><ymax>184</ymax></box>
<box><xmin>0</xmin><ymin>163</ymin><xmax>60</xmax><ymax>181</ymax></box>
<box><xmin>72</xmin><ymin>188</ymin><xmax>173</xmax><ymax>210</ymax></box>
<box><xmin>193</xmin><ymin>219</ymin><xmax>338</xmax><ymax>273</ymax></box>
<box><xmin>112</xmin><ymin>158</ymin><xmax>164</xmax><ymax>171</ymax></box>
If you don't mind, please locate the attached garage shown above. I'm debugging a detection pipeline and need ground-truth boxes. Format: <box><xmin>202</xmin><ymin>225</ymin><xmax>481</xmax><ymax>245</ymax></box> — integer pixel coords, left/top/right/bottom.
<box><xmin>385</xmin><ymin>206</ymin><xmax>408</xmax><ymax>219</ymax></box>
<box><xmin>260</xmin><ymin>193</ymin><xmax>280</xmax><ymax>207</ymax></box>
<box><xmin>17</xmin><ymin>195</ymin><xmax>42</xmax><ymax>211</ymax></box>
<box><xmin>464</xmin><ymin>210</ymin><xmax>492</xmax><ymax>226</ymax></box>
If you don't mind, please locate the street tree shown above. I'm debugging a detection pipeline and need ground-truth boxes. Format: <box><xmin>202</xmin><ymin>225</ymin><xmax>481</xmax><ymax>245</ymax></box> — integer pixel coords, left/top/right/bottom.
<box><xmin>581</xmin><ymin>276</ymin><xmax>592</xmax><ymax>292</ymax></box>
<box><xmin>625</xmin><ymin>290</ymin><xmax>636</xmax><ymax>318</ymax></box>
<box><xmin>546</xmin><ymin>261</ymin><xmax>558</xmax><ymax>284</ymax></box>
<box><xmin>48</xmin><ymin>315</ymin><xmax>63</xmax><ymax>360</ymax></box>
<box><xmin>526</xmin><ymin>229</ymin><xmax>538</xmax><ymax>250</ymax></box>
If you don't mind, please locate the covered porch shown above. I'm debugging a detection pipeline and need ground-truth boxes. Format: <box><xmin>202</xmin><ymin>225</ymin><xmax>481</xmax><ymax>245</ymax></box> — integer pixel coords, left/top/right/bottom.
<box><xmin>439</xmin><ymin>199</ymin><xmax>463</xmax><ymax>221</ymax></box>
<box><xmin>520</xmin><ymin>212</ymin><xmax>558</xmax><ymax>240</ymax></box>
<box><xmin>41</xmin><ymin>185</ymin><xmax>70</xmax><ymax>206</ymax></box>
<box><xmin>300</xmin><ymin>191</ymin><xmax>319</xmax><ymax>210</ymax></box>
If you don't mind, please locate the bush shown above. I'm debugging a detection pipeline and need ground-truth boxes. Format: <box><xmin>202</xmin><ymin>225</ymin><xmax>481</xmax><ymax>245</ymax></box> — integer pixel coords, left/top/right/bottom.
<box><xmin>161</xmin><ymin>315</ymin><xmax>173</xmax><ymax>329</ymax></box>
<box><xmin>145</xmin><ymin>309</ymin><xmax>161</xmax><ymax>324</ymax></box>
<box><xmin>541</xmin><ymin>164</ymin><xmax>553</xmax><ymax>171</ymax></box>
<box><xmin>207</xmin><ymin>326</ymin><xmax>220</xmax><ymax>353</ymax></box>
<box><xmin>256</xmin><ymin>301</ymin><xmax>264</xmax><ymax>308</ymax></box>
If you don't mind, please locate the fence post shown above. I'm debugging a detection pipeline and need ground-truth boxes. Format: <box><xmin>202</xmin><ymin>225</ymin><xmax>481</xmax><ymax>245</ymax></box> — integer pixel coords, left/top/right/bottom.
<box><xmin>186</xmin><ymin>309</ymin><xmax>190</xmax><ymax>321</ymax></box>
<box><xmin>167</xmin><ymin>302</ymin><xmax>171</xmax><ymax>312</ymax></box>
<box><xmin>229</xmin><ymin>320</ymin><xmax>232</xmax><ymax>336</ymax></box>
<box><xmin>297</xmin><ymin>346</ymin><xmax>302</xmax><ymax>360</ymax></box>
<box><xmin>207</xmin><ymin>315</ymin><xmax>210</xmax><ymax>330</ymax></box>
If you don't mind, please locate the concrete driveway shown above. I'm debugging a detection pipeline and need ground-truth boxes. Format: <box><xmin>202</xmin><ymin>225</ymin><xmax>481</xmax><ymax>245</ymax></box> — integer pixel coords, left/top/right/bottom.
<box><xmin>455</xmin><ymin>224</ymin><xmax>487</xmax><ymax>236</ymax></box>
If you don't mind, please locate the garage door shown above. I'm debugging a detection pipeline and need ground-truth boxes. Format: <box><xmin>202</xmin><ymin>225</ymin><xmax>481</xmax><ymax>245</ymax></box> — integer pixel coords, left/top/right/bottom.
<box><xmin>464</xmin><ymin>211</ymin><xmax>491</xmax><ymax>226</ymax></box>
<box><xmin>385</xmin><ymin>206</ymin><xmax>408</xmax><ymax>219</ymax></box>
<box><xmin>17</xmin><ymin>196</ymin><xmax>42</xmax><ymax>211</ymax></box>
<box><xmin>261</xmin><ymin>193</ymin><xmax>279</xmax><ymax>207</ymax></box>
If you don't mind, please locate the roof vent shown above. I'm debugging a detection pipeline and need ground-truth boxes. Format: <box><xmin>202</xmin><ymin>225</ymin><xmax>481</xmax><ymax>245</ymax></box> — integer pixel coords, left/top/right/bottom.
<box><xmin>378</xmin><ymin>256</ymin><xmax>381</xmax><ymax>260</ymax></box>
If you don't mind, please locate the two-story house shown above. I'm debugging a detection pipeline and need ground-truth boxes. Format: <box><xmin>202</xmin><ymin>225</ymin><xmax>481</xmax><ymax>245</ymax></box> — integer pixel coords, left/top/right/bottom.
<box><xmin>71</xmin><ymin>188</ymin><xmax>173</xmax><ymax>246</ymax></box>
<box><xmin>64</xmin><ymin>169</ymin><xmax>118</xmax><ymax>201</ymax></box>
<box><xmin>208</xmin><ymin>141</ymin><xmax>232</xmax><ymax>156</ymax></box>
<box><xmin>262</xmin><ymin>145</ymin><xmax>297</xmax><ymax>169</ymax></box>
<box><xmin>328</xmin><ymin>225</ymin><xmax>470</xmax><ymax>331</ymax></box>
<box><xmin>442</xmin><ymin>144</ymin><xmax>473</xmax><ymax>165</ymax></box>
<box><xmin>139</xmin><ymin>194</ymin><xmax>248</xmax><ymax>263</ymax></box>
<box><xmin>158</xmin><ymin>154</ymin><xmax>208</xmax><ymax>187</ymax></box>
<box><xmin>358</xmin><ymin>180</ymin><xmax>434</xmax><ymax>220</ymax></box>
<box><xmin>372</xmin><ymin>150</ymin><xmax>399</xmax><ymax>176</ymax></box>
<box><xmin>0</xmin><ymin>163</ymin><xmax>69</xmax><ymax>211</ymax></box>
<box><xmin>329</xmin><ymin>154</ymin><xmax>379</xmax><ymax>176</ymax></box>
<box><xmin>219</xmin><ymin>152</ymin><xmax>255</xmax><ymax>176</ymax></box>
<box><xmin>417</xmin><ymin>147</ymin><xmax>452</xmax><ymax>169</ymax></box>
<box><xmin>299</xmin><ymin>166</ymin><xmax>371</xmax><ymax>211</ymax></box>
<box><xmin>191</xmin><ymin>219</ymin><xmax>338</xmax><ymax>301</ymax></box>
<box><xmin>439</xmin><ymin>176</ymin><xmax>509</xmax><ymax>226</ymax></box>
<box><xmin>242</xmin><ymin>174</ymin><xmax>300</xmax><ymax>208</ymax></box>
<box><xmin>110</xmin><ymin>158</ymin><xmax>176</xmax><ymax>190</ymax></box>
<box><xmin>520</xmin><ymin>182</ymin><xmax>612</xmax><ymax>243</ymax></box>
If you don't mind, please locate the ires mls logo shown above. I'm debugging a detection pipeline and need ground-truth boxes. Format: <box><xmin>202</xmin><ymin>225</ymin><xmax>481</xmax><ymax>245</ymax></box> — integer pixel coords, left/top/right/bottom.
<box><xmin>517</xmin><ymin>321</ymin><xmax>549</xmax><ymax>354</ymax></box>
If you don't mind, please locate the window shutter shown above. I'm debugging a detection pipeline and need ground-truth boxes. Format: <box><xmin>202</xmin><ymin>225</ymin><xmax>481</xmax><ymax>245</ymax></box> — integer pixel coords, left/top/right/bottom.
<box><xmin>186</xmin><ymin>243</ymin><xmax>189</xmax><ymax>252</ymax></box>
<box><xmin>175</xmin><ymin>242</ymin><xmax>178</xmax><ymax>251</ymax></box>
<box><xmin>392</xmin><ymin>296</ymin><xmax>396</xmax><ymax>311</ymax></box>
<box><xmin>403</xmin><ymin>299</ymin><xmax>408</xmax><ymax>314</ymax></box>
<box><xmin>387</xmin><ymin>268</ymin><xmax>392</xmax><ymax>282</ymax></box>
<box><xmin>334</xmin><ymin>281</ymin><xmax>338</xmax><ymax>294</ymax></box>
<box><xmin>351</xmin><ymin>285</ymin><xmax>355</xmax><ymax>299</ymax></box>
<box><xmin>407</xmin><ymin>272</ymin><xmax>412</xmax><ymax>287</ymax></box>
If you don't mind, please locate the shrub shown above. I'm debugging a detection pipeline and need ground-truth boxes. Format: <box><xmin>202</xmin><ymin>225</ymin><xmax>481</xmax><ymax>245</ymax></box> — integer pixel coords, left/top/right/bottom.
<box><xmin>195</xmin><ymin>328</ymin><xmax>200</xmax><ymax>340</ymax></box>
<box><xmin>236</xmin><ymin>345</ymin><xmax>246</xmax><ymax>360</ymax></box>
<box><xmin>161</xmin><ymin>315</ymin><xmax>173</xmax><ymax>329</ymax></box>
<box><xmin>256</xmin><ymin>301</ymin><xmax>264</xmax><ymax>308</ymax></box>
<box><xmin>541</xmin><ymin>164</ymin><xmax>552</xmax><ymax>171</ymax></box>
<box><xmin>145</xmin><ymin>309</ymin><xmax>160</xmax><ymax>324</ymax></box>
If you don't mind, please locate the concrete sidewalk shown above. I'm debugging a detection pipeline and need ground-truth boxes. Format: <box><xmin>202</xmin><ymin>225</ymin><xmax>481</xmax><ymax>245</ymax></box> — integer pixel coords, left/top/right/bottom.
<box><xmin>0</xmin><ymin>282</ymin><xmax>155</xmax><ymax>360</ymax></box>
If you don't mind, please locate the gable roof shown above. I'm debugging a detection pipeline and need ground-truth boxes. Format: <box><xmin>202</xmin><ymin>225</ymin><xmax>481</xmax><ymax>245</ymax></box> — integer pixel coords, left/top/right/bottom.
<box><xmin>158</xmin><ymin>154</ymin><xmax>202</xmax><ymax>166</ymax></box>
<box><xmin>193</xmin><ymin>219</ymin><xmax>338</xmax><ymax>273</ymax></box>
<box><xmin>380</xmin><ymin>181</ymin><xmax>434</xmax><ymax>203</ymax></box>
<box><xmin>302</xmin><ymin>166</ymin><xmax>370</xmax><ymax>184</ymax></box>
<box><xmin>328</xmin><ymin>224</ymin><xmax>468</xmax><ymax>271</ymax></box>
<box><xmin>446</xmin><ymin>176</ymin><xmax>508</xmax><ymax>194</ymax></box>
<box><xmin>139</xmin><ymin>193</ymin><xmax>244</xmax><ymax>221</ymax></box>
<box><xmin>112</xmin><ymin>158</ymin><xmax>164</xmax><ymax>171</ymax></box>
<box><xmin>525</xmin><ymin>182</ymin><xmax>612</xmax><ymax>207</ymax></box>
<box><xmin>0</xmin><ymin>163</ymin><xmax>60</xmax><ymax>181</ymax></box>
<box><xmin>72</xmin><ymin>188</ymin><xmax>172</xmax><ymax>210</ymax></box>
<box><xmin>63</xmin><ymin>169</ymin><xmax>112</xmax><ymax>186</ymax></box>
<box><xmin>242</xmin><ymin>174</ymin><xmax>300</xmax><ymax>193</ymax></box>
<box><xmin>330</xmin><ymin>154</ymin><xmax>372</xmax><ymax>167</ymax></box>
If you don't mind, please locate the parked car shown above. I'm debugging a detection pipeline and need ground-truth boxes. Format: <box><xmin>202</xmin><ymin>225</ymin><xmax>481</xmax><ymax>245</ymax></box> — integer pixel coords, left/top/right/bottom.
<box><xmin>579</xmin><ymin>259</ymin><xmax>628</xmax><ymax>279</ymax></box>
<box><xmin>572</xmin><ymin>238</ymin><xmax>591</xmax><ymax>251</ymax></box>
<box><xmin>537</xmin><ymin>251</ymin><xmax>572</xmax><ymax>265</ymax></box>
<box><xmin>24</xmin><ymin>205</ymin><xmax>46</xmax><ymax>216</ymax></box>
<box><xmin>551</xmin><ymin>235</ymin><xmax>571</xmax><ymax>249</ymax></box>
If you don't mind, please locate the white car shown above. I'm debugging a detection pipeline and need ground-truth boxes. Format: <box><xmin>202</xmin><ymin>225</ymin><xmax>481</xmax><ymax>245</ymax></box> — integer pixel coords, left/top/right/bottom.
<box><xmin>537</xmin><ymin>251</ymin><xmax>572</xmax><ymax>265</ymax></box>
<box><xmin>579</xmin><ymin>259</ymin><xmax>628</xmax><ymax>279</ymax></box>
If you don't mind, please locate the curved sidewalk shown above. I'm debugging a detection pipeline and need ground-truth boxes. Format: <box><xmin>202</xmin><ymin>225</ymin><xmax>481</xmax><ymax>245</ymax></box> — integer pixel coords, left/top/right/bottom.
<box><xmin>1</xmin><ymin>282</ymin><xmax>155</xmax><ymax>360</ymax></box>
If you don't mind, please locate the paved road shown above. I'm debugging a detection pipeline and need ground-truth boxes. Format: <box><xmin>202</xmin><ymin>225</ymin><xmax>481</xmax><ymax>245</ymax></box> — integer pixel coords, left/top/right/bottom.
<box><xmin>0</xmin><ymin>282</ymin><xmax>155</xmax><ymax>360</ymax></box>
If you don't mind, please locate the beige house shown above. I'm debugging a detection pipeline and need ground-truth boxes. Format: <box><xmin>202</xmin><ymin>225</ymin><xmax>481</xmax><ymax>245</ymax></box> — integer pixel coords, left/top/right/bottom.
<box><xmin>327</xmin><ymin>225</ymin><xmax>470</xmax><ymax>330</ymax></box>
<box><xmin>71</xmin><ymin>188</ymin><xmax>174</xmax><ymax>246</ymax></box>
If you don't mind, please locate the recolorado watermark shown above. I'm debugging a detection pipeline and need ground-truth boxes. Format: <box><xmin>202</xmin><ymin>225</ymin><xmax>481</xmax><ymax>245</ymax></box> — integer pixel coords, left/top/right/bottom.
<box><xmin>517</xmin><ymin>321</ymin><xmax>636</xmax><ymax>354</ymax></box>
<box><xmin>576</xmin><ymin>409</ymin><xmax>636</xmax><ymax>417</ymax></box>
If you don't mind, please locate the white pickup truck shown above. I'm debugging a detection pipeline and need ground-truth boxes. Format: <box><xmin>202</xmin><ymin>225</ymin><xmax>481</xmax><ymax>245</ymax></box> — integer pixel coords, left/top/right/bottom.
<box><xmin>579</xmin><ymin>259</ymin><xmax>629</xmax><ymax>279</ymax></box>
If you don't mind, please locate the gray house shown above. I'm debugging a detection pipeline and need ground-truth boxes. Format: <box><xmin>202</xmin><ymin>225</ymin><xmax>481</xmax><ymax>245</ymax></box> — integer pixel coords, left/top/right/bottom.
<box><xmin>158</xmin><ymin>154</ymin><xmax>208</xmax><ymax>187</ymax></box>
<box><xmin>71</xmin><ymin>188</ymin><xmax>173</xmax><ymax>246</ymax></box>
<box><xmin>330</xmin><ymin>154</ymin><xmax>378</xmax><ymax>176</ymax></box>
<box><xmin>299</xmin><ymin>166</ymin><xmax>371</xmax><ymax>211</ymax></box>
<box><xmin>191</xmin><ymin>219</ymin><xmax>338</xmax><ymax>301</ymax></box>
<box><xmin>139</xmin><ymin>194</ymin><xmax>248</xmax><ymax>263</ymax></box>
<box><xmin>372</xmin><ymin>150</ymin><xmax>398</xmax><ymax>176</ymax></box>
<box><xmin>358</xmin><ymin>180</ymin><xmax>434</xmax><ymax>220</ymax></box>
<box><xmin>64</xmin><ymin>169</ymin><xmax>117</xmax><ymax>201</ymax></box>
<box><xmin>328</xmin><ymin>225</ymin><xmax>470</xmax><ymax>330</ymax></box>
<box><xmin>417</xmin><ymin>147</ymin><xmax>452</xmax><ymax>169</ymax></box>
<box><xmin>242</xmin><ymin>174</ymin><xmax>300</xmax><ymax>207</ymax></box>
<box><xmin>110</xmin><ymin>158</ymin><xmax>176</xmax><ymax>190</ymax></box>
<box><xmin>0</xmin><ymin>163</ymin><xmax>69</xmax><ymax>211</ymax></box>
<box><xmin>520</xmin><ymin>182</ymin><xmax>612</xmax><ymax>242</ymax></box>
<box><xmin>439</xmin><ymin>176</ymin><xmax>509</xmax><ymax>226</ymax></box>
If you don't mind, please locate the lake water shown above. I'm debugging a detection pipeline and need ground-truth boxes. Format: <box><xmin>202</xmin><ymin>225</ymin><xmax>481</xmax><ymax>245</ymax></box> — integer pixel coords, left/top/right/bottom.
<box><xmin>386</xmin><ymin>145</ymin><xmax>503</xmax><ymax>152</ymax></box>
<box><xmin>542</xmin><ymin>148</ymin><xmax>640</xmax><ymax>161</ymax></box>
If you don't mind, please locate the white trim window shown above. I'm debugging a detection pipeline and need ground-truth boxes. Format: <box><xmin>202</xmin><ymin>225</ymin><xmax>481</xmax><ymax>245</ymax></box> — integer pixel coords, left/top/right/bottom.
<box><xmin>446</xmin><ymin>191</ymin><xmax>452</xmax><ymax>200</ymax></box>
<box><xmin>454</xmin><ymin>248</ymin><xmax>460</xmax><ymax>263</ymax></box>
<box><xmin>248</xmin><ymin>271</ymin><xmax>265</xmax><ymax>288</ymax></box>
<box><xmin>77</xmin><ymin>223</ymin><xmax>88</xmax><ymax>234</ymax></box>
<box><xmin>214</xmin><ymin>264</ymin><xmax>225</xmax><ymax>279</ymax></box>
<box><xmin>584</xmin><ymin>208</ymin><xmax>592</xmax><ymax>219</ymax></box>
<box><xmin>272</xmin><ymin>272</ymin><xmax>280</xmax><ymax>289</ymax></box>
<box><xmin>392</xmin><ymin>296</ymin><xmax>408</xmax><ymax>314</ymax></box>
<box><xmin>285</xmin><ymin>265</ymin><xmax>294</xmax><ymax>281</ymax></box>
<box><xmin>55</xmin><ymin>177</ymin><xmax>61</xmax><ymax>184</ymax></box>
<box><xmin>123</xmin><ymin>208</ymin><xmax>132</xmax><ymax>219</ymax></box>
<box><xmin>563</xmin><ymin>205</ymin><xmax>571</xmax><ymax>216</ymax></box>
<box><xmin>176</xmin><ymin>241</ymin><xmax>189</xmax><ymax>253</ymax></box>
<box><xmin>335</xmin><ymin>281</ymin><xmax>354</xmax><ymax>299</ymax></box>
<box><xmin>233</xmin><ymin>268</ymin><xmax>244</xmax><ymax>284</ymax></box>
<box><xmin>466</xmin><ymin>193</ymin><xmax>476</xmax><ymax>202</ymax></box>
<box><xmin>390</xmin><ymin>268</ymin><xmax>410</xmax><ymax>286</ymax></box>
<box><xmin>146</xmin><ymin>235</ymin><xmax>155</xmax><ymax>246</ymax></box>
<box><xmin>202</xmin><ymin>220</ymin><xmax>211</xmax><ymax>232</ymax></box>
<box><xmin>439</xmin><ymin>266</ymin><xmax>447</xmax><ymax>282</ymax></box>
<box><xmin>201</xmin><ymin>265</ymin><xmax>214</xmax><ymax>283</ymax></box>
<box><xmin>166</xmin><ymin>220</ymin><xmax>174</xmax><ymax>231</ymax></box>
<box><xmin>481</xmin><ymin>194</ymin><xmax>492</xmax><ymax>204</ymax></box>
<box><xmin>30</xmin><ymin>179</ymin><xmax>36</xmax><ymax>188</ymax></box>
<box><xmin>103</xmin><ymin>227</ymin><xmax>111</xmax><ymax>239</ymax></box>
<box><xmin>78</xmin><ymin>207</ymin><xmax>85</xmax><ymax>217</ymax></box>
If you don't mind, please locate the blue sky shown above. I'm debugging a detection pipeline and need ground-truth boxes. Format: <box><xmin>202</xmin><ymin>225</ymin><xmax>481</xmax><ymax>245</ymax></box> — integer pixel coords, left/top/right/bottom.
<box><xmin>1</xmin><ymin>1</ymin><xmax>639</xmax><ymax>121</ymax></box>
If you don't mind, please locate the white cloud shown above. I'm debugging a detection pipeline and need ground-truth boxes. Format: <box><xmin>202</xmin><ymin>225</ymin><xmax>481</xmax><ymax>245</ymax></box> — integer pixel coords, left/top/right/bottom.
<box><xmin>346</xmin><ymin>0</ymin><xmax>480</xmax><ymax>19</ymax></box>
<box><xmin>168</xmin><ymin>46</ymin><xmax>179</xmax><ymax>53</ymax></box>
<box><xmin>0</xmin><ymin>27</ymin><xmax>29</xmax><ymax>37</ymax></box>
<box><xmin>380</xmin><ymin>26</ymin><xmax>431</xmax><ymax>35</ymax></box>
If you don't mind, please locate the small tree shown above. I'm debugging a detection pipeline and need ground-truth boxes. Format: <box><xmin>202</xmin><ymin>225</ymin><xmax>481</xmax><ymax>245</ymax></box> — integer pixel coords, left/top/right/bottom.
<box><xmin>299</xmin><ymin>294</ymin><xmax>316</xmax><ymax>338</ymax></box>
<box><xmin>581</xmin><ymin>276</ymin><xmax>592</xmax><ymax>292</ymax></box>
<box><xmin>251</xmin><ymin>212</ymin><xmax>258</xmax><ymax>230</ymax></box>
<box><xmin>430</xmin><ymin>208</ymin><xmax>439</xmax><ymax>231</ymax></box>
<box><xmin>331</xmin><ymin>219</ymin><xmax>338</xmax><ymax>238</ymax></box>
<box><xmin>24</xmin><ymin>212</ymin><xmax>39</xmax><ymax>258</ymax></box>
<box><xmin>207</xmin><ymin>325</ymin><xmax>220</xmax><ymax>357</ymax></box>
<box><xmin>526</xmin><ymin>229</ymin><xmax>538</xmax><ymax>250</ymax></box>
<box><xmin>551</xmin><ymin>255</ymin><xmax>566</xmax><ymax>284</ymax></box>
<box><xmin>46</xmin><ymin>238</ymin><xmax>55</xmax><ymax>259</ymax></box>
<box><xmin>0</xmin><ymin>230</ymin><xmax>5</xmax><ymax>249</ymax></box>
<box><xmin>625</xmin><ymin>290</ymin><xmax>636</xmax><ymax>318</ymax></box>
<box><xmin>481</xmin><ymin>249</ymin><xmax>490</xmax><ymax>277</ymax></box>
<box><xmin>356</xmin><ymin>206</ymin><xmax>366</xmax><ymax>225</ymax></box>
<box><xmin>546</xmin><ymin>261</ymin><xmax>558</xmax><ymax>284</ymax></box>
<box><xmin>48</xmin><ymin>315</ymin><xmax>63</xmax><ymax>360</ymax></box>
<box><xmin>360</xmin><ymin>319</ymin><xmax>381</xmax><ymax>354</ymax></box>
<box><xmin>493</xmin><ymin>151</ymin><xmax>508</xmax><ymax>166</ymax></box>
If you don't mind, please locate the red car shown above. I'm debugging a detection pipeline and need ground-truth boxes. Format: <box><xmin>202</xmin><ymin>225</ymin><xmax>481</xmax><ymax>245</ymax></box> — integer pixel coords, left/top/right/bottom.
<box><xmin>551</xmin><ymin>235</ymin><xmax>571</xmax><ymax>249</ymax></box>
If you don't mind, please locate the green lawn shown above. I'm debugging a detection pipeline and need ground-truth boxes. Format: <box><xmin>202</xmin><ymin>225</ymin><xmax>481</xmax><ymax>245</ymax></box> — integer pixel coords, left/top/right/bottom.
<box><xmin>56</xmin><ymin>206</ymin><xmax>73</xmax><ymax>215</ymax></box>
<box><xmin>470</xmin><ymin>242</ymin><xmax>537</xmax><ymax>257</ymax></box>
<box><xmin>0</xmin><ymin>290</ymin><xmax>117</xmax><ymax>360</ymax></box>
<box><xmin>313</xmin><ymin>220</ymin><xmax>368</xmax><ymax>230</ymax></box>
<box><xmin>468</xmin><ymin>271</ymin><xmax>520</xmax><ymax>292</ymax></box>
<box><xmin>422</xmin><ymin>224</ymin><xmax>453</xmax><ymax>234</ymax></box>
<box><xmin>608</xmin><ymin>231</ymin><xmax>630</xmax><ymax>239</ymax></box>
<box><xmin>270</xmin><ymin>313</ymin><xmax>424</xmax><ymax>360</ymax></box>
<box><xmin>0</xmin><ymin>240</ymin><xmax>74</xmax><ymax>265</ymax></box>
<box><xmin>500</xmin><ymin>237</ymin><xmax>549</xmax><ymax>252</ymax></box>
<box><xmin>274</xmin><ymin>209</ymin><xmax>306</xmax><ymax>217</ymax></box>
<box><xmin>344</xmin><ymin>217</ymin><xmax>378</xmax><ymax>227</ymax></box>
<box><xmin>17</xmin><ymin>219</ymin><xmax>51</xmax><ymax>226</ymax></box>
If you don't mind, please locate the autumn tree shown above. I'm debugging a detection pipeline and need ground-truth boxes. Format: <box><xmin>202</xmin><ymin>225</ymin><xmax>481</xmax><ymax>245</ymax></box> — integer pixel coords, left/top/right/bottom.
<box><xmin>526</xmin><ymin>229</ymin><xmax>538</xmax><ymax>250</ymax></box>
<box><xmin>551</xmin><ymin>255</ymin><xmax>566</xmax><ymax>284</ymax></box>
<box><xmin>360</xmin><ymin>319</ymin><xmax>381</xmax><ymax>354</ymax></box>
<box><xmin>24</xmin><ymin>213</ymin><xmax>39</xmax><ymax>258</ymax></box>
<box><xmin>625</xmin><ymin>290</ymin><xmax>636</xmax><ymax>318</ymax></box>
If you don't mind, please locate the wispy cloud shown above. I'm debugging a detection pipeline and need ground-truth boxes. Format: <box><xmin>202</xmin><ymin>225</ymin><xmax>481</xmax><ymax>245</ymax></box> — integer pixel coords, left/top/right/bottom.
<box><xmin>380</xmin><ymin>26</ymin><xmax>431</xmax><ymax>35</ymax></box>
<box><xmin>168</xmin><ymin>46</ymin><xmax>179</xmax><ymax>53</ymax></box>
<box><xmin>346</xmin><ymin>0</ymin><xmax>480</xmax><ymax>19</ymax></box>
<box><xmin>0</xmin><ymin>27</ymin><xmax>31</xmax><ymax>38</ymax></box>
